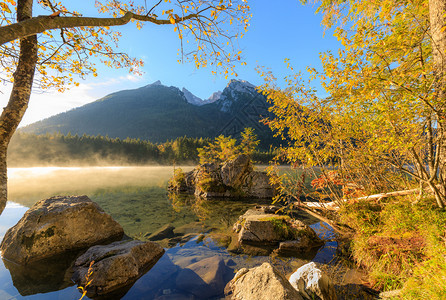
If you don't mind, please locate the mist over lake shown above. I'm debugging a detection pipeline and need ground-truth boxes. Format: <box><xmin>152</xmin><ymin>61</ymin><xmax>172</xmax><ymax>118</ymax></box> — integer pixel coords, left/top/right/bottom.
<box><xmin>0</xmin><ymin>166</ymin><xmax>337</xmax><ymax>299</ymax></box>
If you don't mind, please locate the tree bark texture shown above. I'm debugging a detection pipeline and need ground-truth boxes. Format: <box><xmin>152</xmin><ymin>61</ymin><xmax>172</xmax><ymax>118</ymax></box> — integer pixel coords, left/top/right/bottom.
<box><xmin>429</xmin><ymin>0</ymin><xmax>446</xmax><ymax>208</ymax></box>
<box><xmin>0</xmin><ymin>0</ymin><xmax>38</xmax><ymax>214</ymax></box>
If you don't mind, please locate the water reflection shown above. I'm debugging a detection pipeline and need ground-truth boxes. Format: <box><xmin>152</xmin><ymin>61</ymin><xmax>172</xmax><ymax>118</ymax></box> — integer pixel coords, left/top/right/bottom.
<box><xmin>8</xmin><ymin>166</ymin><xmax>190</xmax><ymax>208</ymax></box>
<box><xmin>3</xmin><ymin>253</ymin><xmax>76</xmax><ymax>296</ymax></box>
<box><xmin>0</xmin><ymin>202</ymin><xmax>81</xmax><ymax>300</ymax></box>
<box><xmin>0</xmin><ymin>167</ymin><xmax>339</xmax><ymax>299</ymax></box>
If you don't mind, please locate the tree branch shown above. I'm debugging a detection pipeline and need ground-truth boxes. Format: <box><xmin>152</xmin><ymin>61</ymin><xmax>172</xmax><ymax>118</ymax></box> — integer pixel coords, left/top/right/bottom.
<box><xmin>0</xmin><ymin>11</ymin><xmax>199</xmax><ymax>46</ymax></box>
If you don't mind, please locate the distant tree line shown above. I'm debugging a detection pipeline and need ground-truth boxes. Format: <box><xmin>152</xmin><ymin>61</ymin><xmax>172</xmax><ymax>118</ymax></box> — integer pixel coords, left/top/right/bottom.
<box><xmin>8</xmin><ymin>132</ymin><xmax>276</xmax><ymax>167</ymax></box>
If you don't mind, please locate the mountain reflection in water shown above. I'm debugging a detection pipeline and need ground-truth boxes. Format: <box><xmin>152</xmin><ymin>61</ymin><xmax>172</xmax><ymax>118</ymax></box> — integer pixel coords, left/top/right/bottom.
<box><xmin>0</xmin><ymin>166</ymin><xmax>337</xmax><ymax>299</ymax></box>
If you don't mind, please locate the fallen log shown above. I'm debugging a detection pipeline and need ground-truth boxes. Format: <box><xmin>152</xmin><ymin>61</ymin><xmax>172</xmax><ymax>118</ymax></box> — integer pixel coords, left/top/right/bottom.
<box><xmin>296</xmin><ymin>205</ymin><xmax>350</xmax><ymax>235</ymax></box>
<box><xmin>303</xmin><ymin>188</ymin><xmax>421</xmax><ymax>210</ymax></box>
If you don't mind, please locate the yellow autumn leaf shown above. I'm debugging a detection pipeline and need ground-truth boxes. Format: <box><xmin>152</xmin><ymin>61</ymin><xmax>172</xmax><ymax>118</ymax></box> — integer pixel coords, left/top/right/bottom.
<box><xmin>0</xmin><ymin>3</ymin><xmax>11</xmax><ymax>13</ymax></box>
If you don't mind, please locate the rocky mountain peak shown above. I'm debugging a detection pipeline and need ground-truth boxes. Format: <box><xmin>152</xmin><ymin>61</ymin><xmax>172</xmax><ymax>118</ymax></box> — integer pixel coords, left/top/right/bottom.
<box><xmin>139</xmin><ymin>80</ymin><xmax>163</xmax><ymax>90</ymax></box>
<box><xmin>182</xmin><ymin>88</ymin><xmax>204</xmax><ymax>106</ymax></box>
<box><xmin>227</xmin><ymin>79</ymin><xmax>256</xmax><ymax>91</ymax></box>
<box><xmin>217</xmin><ymin>79</ymin><xmax>257</xmax><ymax>112</ymax></box>
<box><xmin>207</xmin><ymin>91</ymin><xmax>222</xmax><ymax>103</ymax></box>
<box><xmin>150</xmin><ymin>80</ymin><xmax>162</xmax><ymax>86</ymax></box>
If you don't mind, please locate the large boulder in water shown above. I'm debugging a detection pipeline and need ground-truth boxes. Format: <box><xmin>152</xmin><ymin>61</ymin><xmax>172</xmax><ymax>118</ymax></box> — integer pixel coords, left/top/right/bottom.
<box><xmin>220</xmin><ymin>154</ymin><xmax>252</xmax><ymax>186</ymax></box>
<box><xmin>246</xmin><ymin>171</ymin><xmax>275</xmax><ymax>198</ymax></box>
<box><xmin>169</xmin><ymin>154</ymin><xmax>275</xmax><ymax>199</ymax></box>
<box><xmin>231</xmin><ymin>207</ymin><xmax>323</xmax><ymax>256</ymax></box>
<box><xmin>72</xmin><ymin>240</ymin><xmax>164</xmax><ymax>297</ymax></box>
<box><xmin>225</xmin><ymin>263</ymin><xmax>303</xmax><ymax>300</ymax></box>
<box><xmin>0</xmin><ymin>195</ymin><xmax>124</xmax><ymax>264</ymax></box>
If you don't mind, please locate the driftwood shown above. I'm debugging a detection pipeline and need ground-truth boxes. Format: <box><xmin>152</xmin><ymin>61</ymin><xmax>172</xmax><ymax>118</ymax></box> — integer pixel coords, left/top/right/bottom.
<box><xmin>296</xmin><ymin>205</ymin><xmax>350</xmax><ymax>235</ymax></box>
<box><xmin>303</xmin><ymin>188</ymin><xmax>421</xmax><ymax>211</ymax></box>
<box><xmin>292</xmin><ymin>187</ymin><xmax>423</xmax><ymax>235</ymax></box>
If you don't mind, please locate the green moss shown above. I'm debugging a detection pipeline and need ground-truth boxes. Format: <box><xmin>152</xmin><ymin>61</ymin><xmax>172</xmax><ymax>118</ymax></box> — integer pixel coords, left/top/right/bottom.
<box><xmin>260</xmin><ymin>216</ymin><xmax>298</xmax><ymax>240</ymax></box>
<box><xmin>259</xmin><ymin>215</ymin><xmax>291</xmax><ymax>222</ymax></box>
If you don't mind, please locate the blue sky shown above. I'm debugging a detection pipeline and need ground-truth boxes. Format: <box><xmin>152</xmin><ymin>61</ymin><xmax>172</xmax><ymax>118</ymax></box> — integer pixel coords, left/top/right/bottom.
<box><xmin>0</xmin><ymin>0</ymin><xmax>341</xmax><ymax>126</ymax></box>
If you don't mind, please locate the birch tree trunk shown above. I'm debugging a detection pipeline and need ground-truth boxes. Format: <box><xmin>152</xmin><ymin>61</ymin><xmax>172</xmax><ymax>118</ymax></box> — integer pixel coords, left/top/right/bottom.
<box><xmin>0</xmin><ymin>0</ymin><xmax>37</xmax><ymax>214</ymax></box>
<box><xmin>429</xmin><ymin>0</ymin><xmax>446</xmax><ymax>208</ymax></box>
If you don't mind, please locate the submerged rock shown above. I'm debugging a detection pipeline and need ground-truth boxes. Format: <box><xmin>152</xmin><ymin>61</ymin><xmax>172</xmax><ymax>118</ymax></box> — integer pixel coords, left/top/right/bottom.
<box><xmin>72</xmin><ymin>240</ymin><xmax>164</xmax><ymax>297</ymax></box>
<box><xmin>225</xmin><ymin>262</ymin><xmax>303</xmax><ymax>300</ymax></box>
<box><xmin>231</xmin><ymin>207</ymin><xmax>323</xmax><ymax>256</ymax></box>
<box><xmin>146</xmin><ymin>224</ymin><xmax>175</xmax><ymax>241</ymax></box>
<box><xmin>169</xmin><ymin>154</ymin><xmax>275</xmax><ymax>199</ymax></box>
<box><xmin>176</xmin><ymin>256</ymin><xmax>228</xmax><ymax>299</ymax></box>
<box><xmin>123</xmin><ymin>254</ymin><xmax>180</xmax><ymax>298</ymax></box>
<box><xmin>0</xmin><ymin>195</ymin><xmax>124</xmax><ymax>264</ymax></box>
<box><xmin>289</xmin><ymin>262</ymin><xmax>336</xmax><ymax>300</ymax></box>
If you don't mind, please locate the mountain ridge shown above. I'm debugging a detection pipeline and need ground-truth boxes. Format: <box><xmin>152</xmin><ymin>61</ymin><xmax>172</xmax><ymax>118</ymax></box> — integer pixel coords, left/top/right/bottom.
<box><xmin>21</xmin><ymin>79</ymin><xmax>278</xmax><ymax>149</ymax></box>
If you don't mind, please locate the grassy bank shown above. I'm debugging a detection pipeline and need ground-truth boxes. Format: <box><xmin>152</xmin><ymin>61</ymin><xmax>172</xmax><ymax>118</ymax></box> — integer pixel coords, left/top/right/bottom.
<box><xmin>339</xmin><ymin>196</ymin><xmax>446</xmax><ymax>298</ymax></box>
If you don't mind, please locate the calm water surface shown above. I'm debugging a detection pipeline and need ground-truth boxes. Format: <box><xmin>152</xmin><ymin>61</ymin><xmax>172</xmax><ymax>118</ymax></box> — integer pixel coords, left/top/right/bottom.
<box><xmin>0</xmin><ymin>167</ymin><xmax>337</xmax><ymax>299</ymax></box>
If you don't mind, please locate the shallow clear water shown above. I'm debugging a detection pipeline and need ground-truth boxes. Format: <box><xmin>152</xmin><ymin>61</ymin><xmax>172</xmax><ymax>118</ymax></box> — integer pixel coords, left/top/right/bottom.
<box><xmin>0</xmin><ymin>167</ymin><xmax>337</xmax><ymax>299</ymax></box>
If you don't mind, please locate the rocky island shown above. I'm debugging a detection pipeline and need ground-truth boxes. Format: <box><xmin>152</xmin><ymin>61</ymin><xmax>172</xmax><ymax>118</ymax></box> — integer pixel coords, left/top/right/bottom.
<box><xmin>169</xmin><ymin>154</ymin><xmax>276</xmax><ymax>199</ymax></box>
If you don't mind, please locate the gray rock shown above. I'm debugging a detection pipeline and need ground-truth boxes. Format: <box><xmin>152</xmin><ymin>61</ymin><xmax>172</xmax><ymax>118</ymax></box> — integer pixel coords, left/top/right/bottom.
<box><xmin>183</xmin><ymin>170</ymin><xmax>198</xmax><ymax>193</ymax></box>
<box><xmin>221</xmin><ymin>154</ymin><xmax>252</xmax><ymax>186</ymax></box>
<box><xmin>176</xmin><ymin>256</ymin><xmax>227</xmax><ymax>299</ymax></box>
<box><xmin>278</xmin><ymin>238</ymin><xmax>322</xmax><ymax>256</ymax></box>
<box><xmin>146</xmin><ymin>224</ymin><xmax>175</xmax><ymax>241</ymax></box>
<box><xmin>170</xmin><ymin>154</ymin><xmax>275</xmax><ymax>199</ymax></box>
<box><xmin>237</xmin><ymin>213</ymin><xmax>283</xmax><ymax>243</ymax></box>
<box><xmin>0</xmin><ymin>195</ymin><xmax>124</xmax><ymax>264</ymax></box>
<box><xmin>258</xmin><ymin>205</ymin><xmax>281</xmax><ymax>214</ymax></box>
<box><xmin>248</xmin><ymin>171</ymin><xmax>275</xmax><ymax>198</ymax></box>
<box><xmin>225</xmin><ymin>262</ymin><xmax>303</xmax><ymax>300</ymax></box>
<box><xmin>233</xmin><ymin>209</ymin><xmax>323</xmax><ymax>256</ymax></box>
<box><xmin>72</xmin><ymin>240</ymin><xmax>164</xmax><ymax>296</ymax></box>
<box><xmin>167</xmin><ymin>233</ymin><xmax>197</xmax><ymax>247</ymax></box>
<box><xmin>201</xmin><ymin>162</ymin><xmax>220</xmax><ymax>173</ymax></box>
<box><xmin>289</xmin><ymin>262</ymin><xmax>336</xmax><ymax>300</ymax></box>
<box><xmin>237</xmin><ymin>210</ymin><xmax>322</xmax><ymax>244</ymax></box>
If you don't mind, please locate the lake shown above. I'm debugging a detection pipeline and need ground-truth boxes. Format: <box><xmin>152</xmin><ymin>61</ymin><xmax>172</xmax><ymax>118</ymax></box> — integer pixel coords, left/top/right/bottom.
<box><xmin>0</xmin><ymin>166</ymin><xmax>337</xmax><ymax>299</ymax></box>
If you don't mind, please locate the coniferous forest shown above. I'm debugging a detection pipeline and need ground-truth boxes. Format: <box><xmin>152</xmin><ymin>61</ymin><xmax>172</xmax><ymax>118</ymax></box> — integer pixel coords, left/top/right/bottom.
<box><xmin>8</xmin><ymin>132</ymin><xmax>275</xmax><ymax>166</ymax></box>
